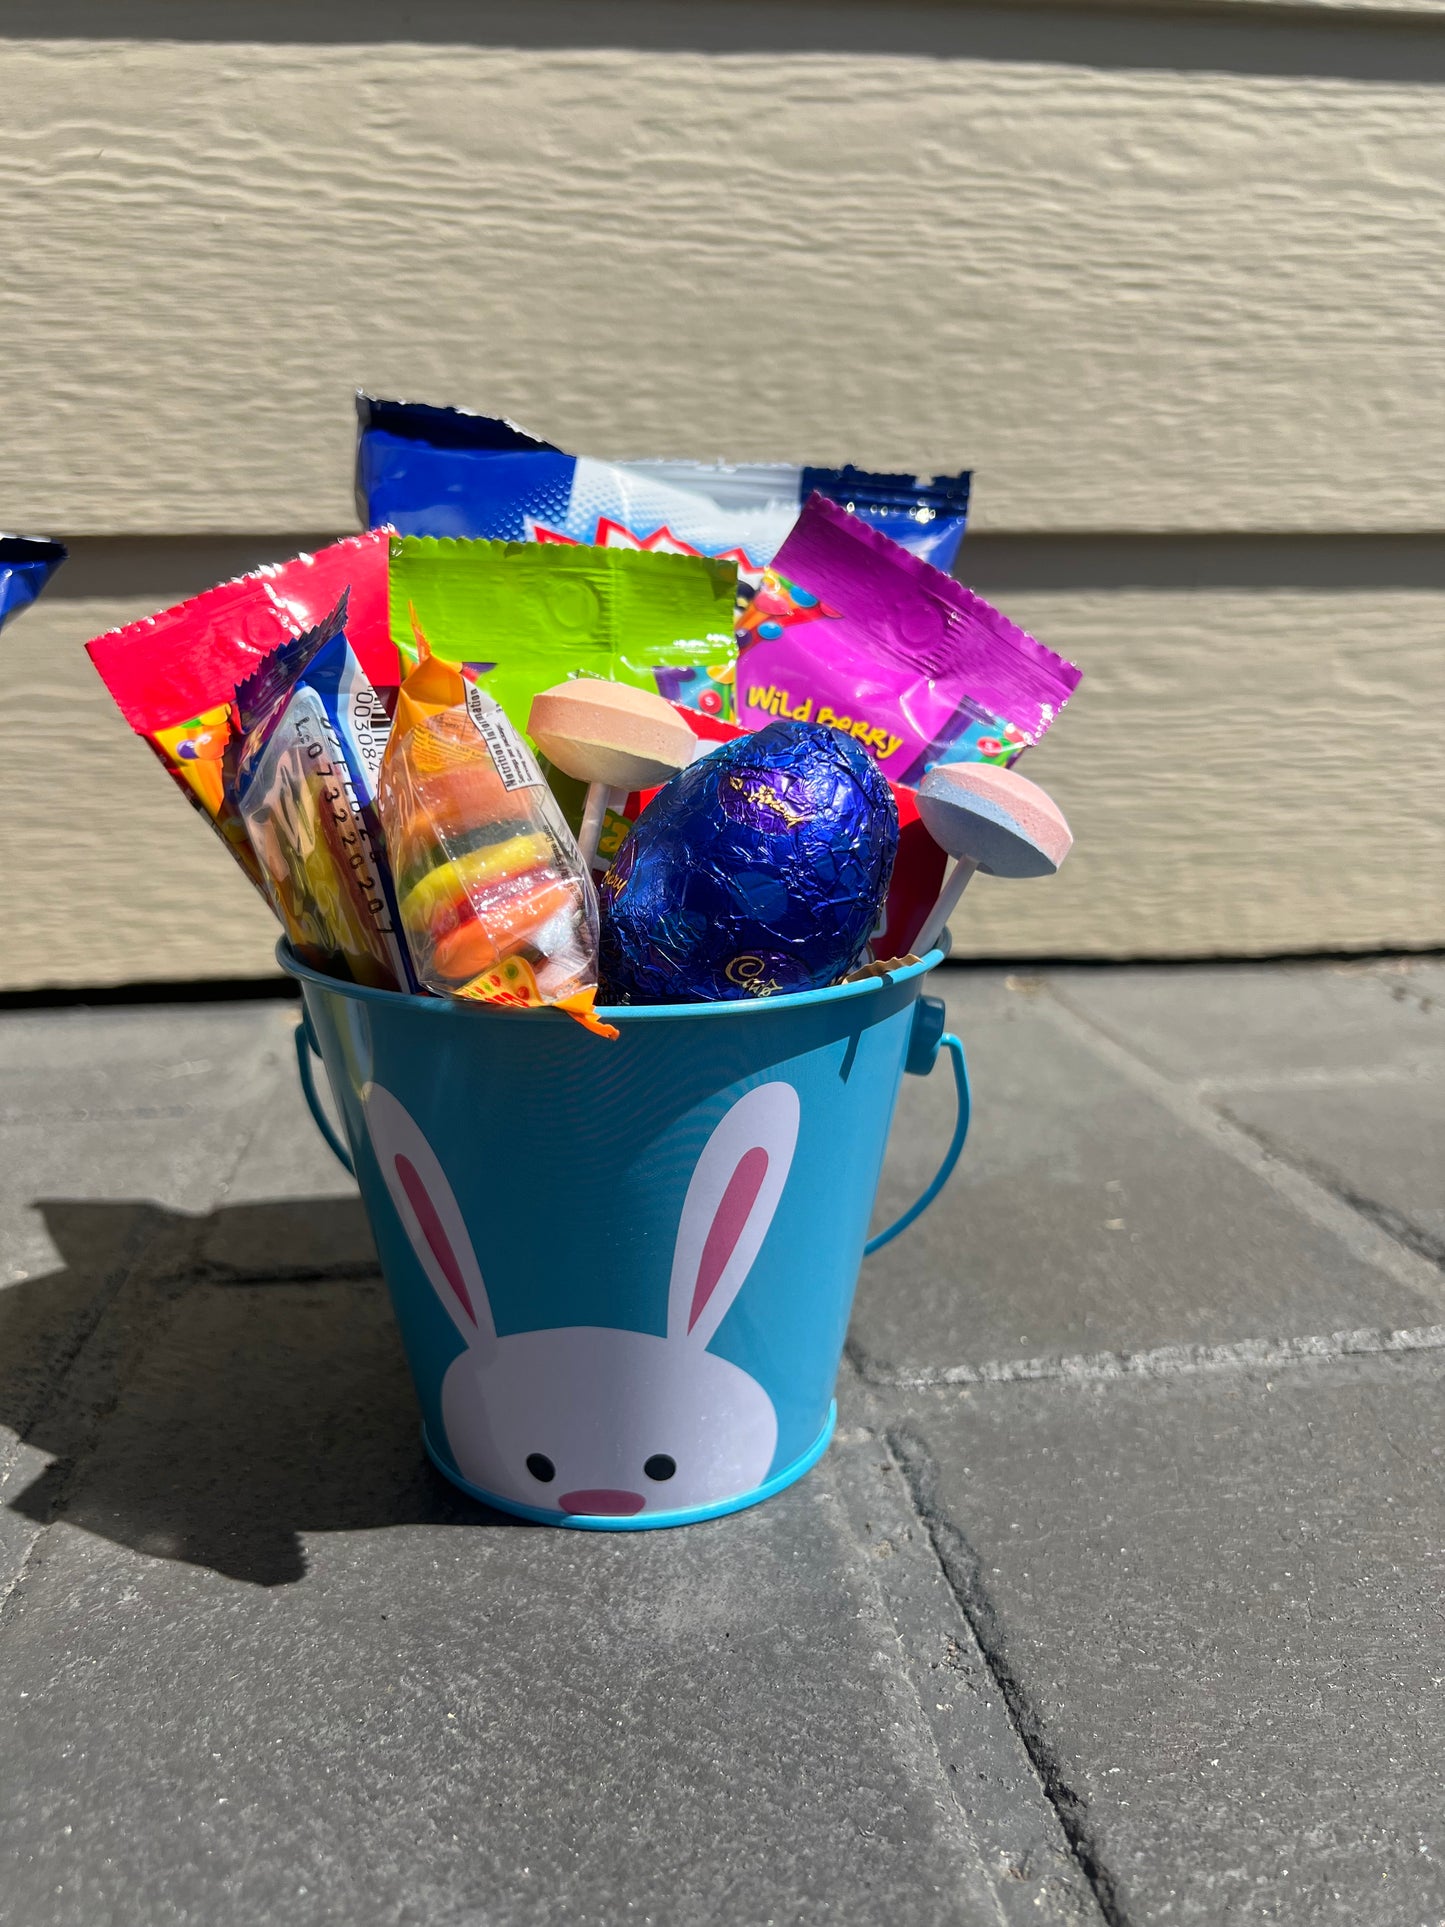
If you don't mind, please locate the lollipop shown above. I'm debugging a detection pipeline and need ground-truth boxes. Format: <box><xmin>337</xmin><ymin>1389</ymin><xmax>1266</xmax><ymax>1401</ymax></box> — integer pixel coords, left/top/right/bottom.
<box><xmin>529</xmin><ymin>679</ymin><xmax>697</xmax><ymax>870</ymax></box>
<box><xmin>912</xmin><ymin>763</ymin><xmax>1073</xmax><ymax>957</ymax></box>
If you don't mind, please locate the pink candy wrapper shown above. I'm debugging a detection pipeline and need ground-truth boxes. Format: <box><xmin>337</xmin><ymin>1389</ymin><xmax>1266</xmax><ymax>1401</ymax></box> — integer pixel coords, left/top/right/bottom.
<box><xmin>737</xmin><ymin>494</ymin><xmax>1080</xmax><ymax>786</ymax></box>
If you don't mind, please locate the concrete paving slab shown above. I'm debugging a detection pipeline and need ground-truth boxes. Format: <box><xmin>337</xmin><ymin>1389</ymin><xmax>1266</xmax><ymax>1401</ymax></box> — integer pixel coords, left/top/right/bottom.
<box><xmin>891</xmin><ymin>1352</ymin><xmax>1445</xmax><ymax>1926</ymax></box>
<box><xmin>854</xmin><ymin>975</ymin><xmax>1438</xmax><ymax>1379</ymax></box>
<box><xmin>0</xmin><ymin>1273</ymin><xmax>1010</xmax><ymax>1927</ymax></box>
<box><xmin>1045</xmin><ymin>959</ymin><xmax>1445</xmax><ymax>1083</ymax></box>
<box><xmin>5</xmin><ymin>969</ymin><xmax>1440</xmax><ymax>1927</ymax></box>
<box><xmin>0</xmin><ymin>1007</ymin><xmax>293</xmax><ymax>1603</ymax></box>
<box><xmin>0</xmin><ymin>1001</ymin><xmax>296</xmax><ymax>1119</ymax></box>
<box><xmin>0</xmin><ymin>1001</ymin><xmax>291</xmax><ymax>1292</ymax></box>
<box><xmin>1222</xmin><ymin>1073</ymin><xmax>1445</xmax><ymax>1262</ymax></box>
<box><xmin>0</xmin><ymin>1075</ymin><xmax>289</xmax><ymax>1452</ymax></box>
<box><xmin>199</xmin><ymin>1028</ymin><xmax>374</xmax><ymax>1283</ymax></box>
<box><xmin>0</xmin><ymin>1184</ymin><xmax>157</xmax><ymax>1479</ymax></box>
<box><xmin>0</xmin><ymin>1107</ymin><xmax>271</xmax><ymax>1284</ymax></box>
<box><xmin>831</xmin><ymin>1381</ymin><xmax>1100</xmax><ymax>1925</ymax></box>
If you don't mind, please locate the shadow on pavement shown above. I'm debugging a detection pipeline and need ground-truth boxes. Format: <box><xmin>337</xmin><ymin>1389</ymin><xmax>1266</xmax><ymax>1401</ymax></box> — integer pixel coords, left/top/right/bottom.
<box><xmin>3</xmin><ymin>1197</ymin><xmax>530</xmax><ymax>1589</ymax></box>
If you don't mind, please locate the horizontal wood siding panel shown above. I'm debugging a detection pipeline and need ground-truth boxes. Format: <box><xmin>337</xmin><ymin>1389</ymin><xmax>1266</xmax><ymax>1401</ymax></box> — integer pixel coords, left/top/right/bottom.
<box><xmin>17</xmin><ymin>2</ymin><xmax>1445</xmax><ymax>33</ymax></box>
<box><xmin>2</xmin><ymin>36</ymin><xmax>1445</xmax><ymax>533</ymax></box>
<box><xmin>6</xmin><ymin>583</ymin><xmax>1440</xmax><ymax>989</ymax></box>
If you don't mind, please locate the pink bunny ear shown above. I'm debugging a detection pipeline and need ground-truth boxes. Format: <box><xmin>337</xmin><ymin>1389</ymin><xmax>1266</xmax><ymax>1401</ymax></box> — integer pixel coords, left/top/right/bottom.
<box><xmin>363</xmin><ymin>1084</ymin><xmax>496</xmax><ymax>1351</ymax></box>
<box><xmin>668</xmin><ymin>1082</ymin><xmax>800</xmax><ymax>1350</ymax></box>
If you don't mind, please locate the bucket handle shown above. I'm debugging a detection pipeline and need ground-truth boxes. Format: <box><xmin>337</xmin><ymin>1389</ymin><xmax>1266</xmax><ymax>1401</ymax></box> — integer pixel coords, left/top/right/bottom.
<box><xmin>294</xmin><ymin>998</ymin><xmax>971</xmax><ymax>1238</ymax></box>
<box><xmin>863</xmin><ymin>1009</ymin><xmax>971</xmax><ymax>1257</ymax></box>
<box><xmin>294</xmin><ymin>1013</ymin><xmax>355</xmax><ymax>1177</ymax></box>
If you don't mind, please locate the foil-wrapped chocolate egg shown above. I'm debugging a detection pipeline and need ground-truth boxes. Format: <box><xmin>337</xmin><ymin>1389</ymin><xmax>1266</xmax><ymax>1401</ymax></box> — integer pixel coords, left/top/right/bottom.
<box><xmin>598</xmin><ymin>720</ymin><xmax>898</xmax><ymax>1004</ymax></box>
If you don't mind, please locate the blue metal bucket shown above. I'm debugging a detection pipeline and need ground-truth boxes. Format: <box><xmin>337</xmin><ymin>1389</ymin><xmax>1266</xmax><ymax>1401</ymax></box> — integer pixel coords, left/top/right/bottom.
<box><xmin>281</xmin><ymin>940</ymin><xmax>969</xmax><ymax>1530</ymax></box>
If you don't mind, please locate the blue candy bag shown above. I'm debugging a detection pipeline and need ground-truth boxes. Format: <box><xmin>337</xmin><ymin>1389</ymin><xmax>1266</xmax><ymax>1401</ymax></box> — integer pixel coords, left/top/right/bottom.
<box><xmin>0</xmin><ymin>535</ymin><xmax>66</xmax><ymax>633</ymax></box>
<box><xmin>232</xmin><ymin>593</ymin><xmax>420</xmax><ymax>993</ymax></box>
<box><xmin>355</xmin><ymin>396</ymin><xmax>971</xmax><ymax>590</ymax></box>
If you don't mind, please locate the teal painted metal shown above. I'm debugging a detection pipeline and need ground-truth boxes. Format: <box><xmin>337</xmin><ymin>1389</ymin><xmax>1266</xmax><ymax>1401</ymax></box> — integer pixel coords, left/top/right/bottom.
<box><xmin>282</xmin><ymin>942</ymin><xmax>969</xmax><ymax>1529</ymax></box>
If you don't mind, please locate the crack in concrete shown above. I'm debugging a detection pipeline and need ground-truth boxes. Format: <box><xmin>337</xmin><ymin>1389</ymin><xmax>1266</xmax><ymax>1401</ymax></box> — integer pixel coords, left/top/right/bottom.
<box><xmin>853</xmin><ymin>1322</ymin><xmax>1445</xmax><ymax>1389</ymax></box>
<box><xmin>191</xmin><ymin>1260</ymin><xmax>383</xmax><ymax>1287</ymax></box>
<box><xmin>1034</xmin><ymin>983</ymin><xmax>1445</xmax><ymax>1310</ymax></box>
<box><xmin>821</xmin><ymin>1442</ymin><xmax>1015</xmax><ymax>1927</ymax></box>
<box><xmin>1216</xmin><ymin>1109</ymin><xmax>1445</xmax><ymax>1270</ymax></box>
<box><xmin>832</xmin><ymin>1383</ymin><xmax>1107</xmax><ymax>1924</ymax></box>
<box><xmin>888</xmin><ymin>1423</ymin><xmax>1130</xmax><ymax>1927</ymax></box>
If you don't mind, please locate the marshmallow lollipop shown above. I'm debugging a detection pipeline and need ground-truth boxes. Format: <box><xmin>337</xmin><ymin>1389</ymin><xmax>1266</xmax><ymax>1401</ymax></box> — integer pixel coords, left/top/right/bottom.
<box><xmin>912</xmin><ymin>763</ymin><xmax>1073</xmax><ymax>957</ymax></box>
<box><xmin>528</xmin><ymin>679</ymin><xmax>697</xmax><ymax>870</ymax></box>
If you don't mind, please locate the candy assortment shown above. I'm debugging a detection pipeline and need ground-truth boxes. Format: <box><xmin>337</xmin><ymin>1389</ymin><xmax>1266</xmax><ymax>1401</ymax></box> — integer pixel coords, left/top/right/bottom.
<box><xmin>85</xmin><ymin>405</ymin><xmax>1082</xmax><ymax>1024</ymax></box>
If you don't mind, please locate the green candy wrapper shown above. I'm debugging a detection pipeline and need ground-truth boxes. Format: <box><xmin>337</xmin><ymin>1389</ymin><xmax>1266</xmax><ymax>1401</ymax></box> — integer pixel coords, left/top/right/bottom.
<box><xmin>387</xmin><ymin>536</ymin><xmax>738</xmax><ymax>738</ymax></box>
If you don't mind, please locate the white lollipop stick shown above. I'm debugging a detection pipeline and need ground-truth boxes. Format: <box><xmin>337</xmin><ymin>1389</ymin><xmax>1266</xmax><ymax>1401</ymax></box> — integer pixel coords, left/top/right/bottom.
<box><xmin>913</xmin><ymin>763</ymin><xmax>1074</xmax><ymax>956</ymax></box>
<box><xmin>577</xmin><ymin>783</ymin><xmax>628</xmax><ymax>870</ymax></box>
<box><xmin>913</xmin><ymin>857</ymin><xmax>981</xmax><ymax>959</ymax></box>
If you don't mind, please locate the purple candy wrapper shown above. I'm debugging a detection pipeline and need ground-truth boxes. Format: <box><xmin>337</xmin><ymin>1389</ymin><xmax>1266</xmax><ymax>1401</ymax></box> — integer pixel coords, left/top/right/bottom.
<box><xmin>737</xmin><ymin>494</ymin><xmax>1080</xmax><ymax>786</ymax></box>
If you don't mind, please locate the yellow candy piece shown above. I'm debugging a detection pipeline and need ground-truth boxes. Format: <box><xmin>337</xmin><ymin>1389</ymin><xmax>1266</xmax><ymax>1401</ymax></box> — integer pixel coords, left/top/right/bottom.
<box><xmin>399</xmin><ymin>832</ymin><xmax>551</xmax><ymax>934</ymax></box>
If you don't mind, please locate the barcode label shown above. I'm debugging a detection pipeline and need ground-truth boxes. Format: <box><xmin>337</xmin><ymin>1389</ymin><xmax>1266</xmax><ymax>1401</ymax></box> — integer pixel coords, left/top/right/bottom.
<box><xmin>352</xmin><ymin>694</ymin><xmax>391</xmax><ymax>784</ymax></box>
<box><xmin>465</xmin><ymin>683</ymin><xmax>543</xmax><ymax>791</ymax></box>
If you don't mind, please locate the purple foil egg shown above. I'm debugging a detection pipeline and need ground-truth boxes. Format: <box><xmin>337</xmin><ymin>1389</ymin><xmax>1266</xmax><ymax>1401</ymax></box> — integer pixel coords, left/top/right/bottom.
<box><xmin>598</xmin><ymin>720</ymin><xmax>898</xmax><ymax>1004</ymax></box>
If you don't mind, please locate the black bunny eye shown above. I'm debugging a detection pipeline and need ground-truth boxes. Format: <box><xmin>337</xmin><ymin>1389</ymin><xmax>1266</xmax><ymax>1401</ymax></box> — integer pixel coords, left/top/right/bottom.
<box><xmin>643</xmin><ymin>1454</ymin><xmax>676</xmax><ymax>1482</ymax></box>
<box><xmin>525</xmin><ymin>1453</ymin><xmax>556</xmax><ymax>1483</ymax></box>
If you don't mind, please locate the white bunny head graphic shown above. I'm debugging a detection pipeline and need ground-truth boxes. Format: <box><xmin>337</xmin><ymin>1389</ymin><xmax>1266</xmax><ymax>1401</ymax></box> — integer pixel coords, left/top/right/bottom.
<box><xmin>363</xmin><ymin>1080</ymin><xmax>799</xmax><ymax>1517</ymax></box>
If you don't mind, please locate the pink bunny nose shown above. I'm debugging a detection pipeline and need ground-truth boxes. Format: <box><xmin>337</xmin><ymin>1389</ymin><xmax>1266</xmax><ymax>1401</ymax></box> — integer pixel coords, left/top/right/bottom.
<box><xmin>559</xmin><ymin>1489</ymin><xmax>645</xmax><ymax>1517</ymax></box>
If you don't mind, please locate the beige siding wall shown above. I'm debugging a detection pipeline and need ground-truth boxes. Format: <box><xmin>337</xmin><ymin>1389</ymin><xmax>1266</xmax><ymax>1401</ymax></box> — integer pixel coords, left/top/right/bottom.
<box><xmin>3</xmin><ymin>5</ymin><xmax>1443</xmax><ymax>984</ymax></box>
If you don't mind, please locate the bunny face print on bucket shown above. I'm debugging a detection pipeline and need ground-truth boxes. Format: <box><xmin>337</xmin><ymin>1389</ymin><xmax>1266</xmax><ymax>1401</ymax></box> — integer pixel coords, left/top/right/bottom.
<box><xmin>364</xmin><ymin>1079</ymin><xmax>798</xmax><ymax>1522</ymax></box>
<box><xmin>286</xmin><ymin>941</ymin><xmax>971</xmax><ymax>1531</ymax></box>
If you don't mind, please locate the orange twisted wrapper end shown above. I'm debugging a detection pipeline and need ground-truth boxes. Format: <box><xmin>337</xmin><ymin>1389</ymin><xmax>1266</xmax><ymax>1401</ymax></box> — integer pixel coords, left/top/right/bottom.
<box><xmin>557</xmin><ymin>991</ymin><xmax>620</xmax><ymax>1040</ymax></box>
<box><xmin>378</xmin><ymin>640</ymin><xmax>611</xmax><ymax>1035</ymax></box>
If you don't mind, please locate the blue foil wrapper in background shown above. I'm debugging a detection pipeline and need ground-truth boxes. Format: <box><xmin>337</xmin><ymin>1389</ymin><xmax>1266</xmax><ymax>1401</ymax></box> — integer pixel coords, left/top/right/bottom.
<box><xmin>599</xmin><ymin>721</ymin><xmax>899</xmax><ymax>1005</ymax></box>
<box><xmin>355</xmin><ymin>395</ymin><xmax>972</xmax><ymax>575</ymax></box>
<box><xmin>0</xmin><ymin>535</ymin><xmax>66</xmax><ymax>634</ymax></box>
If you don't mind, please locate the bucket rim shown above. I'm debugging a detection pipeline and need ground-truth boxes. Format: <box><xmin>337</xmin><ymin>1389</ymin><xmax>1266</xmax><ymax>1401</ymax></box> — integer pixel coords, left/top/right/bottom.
<box><xmin>276</xmin><ymin>937</ymin><xmax>946</xmax><ymax>1023</ymax></box>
